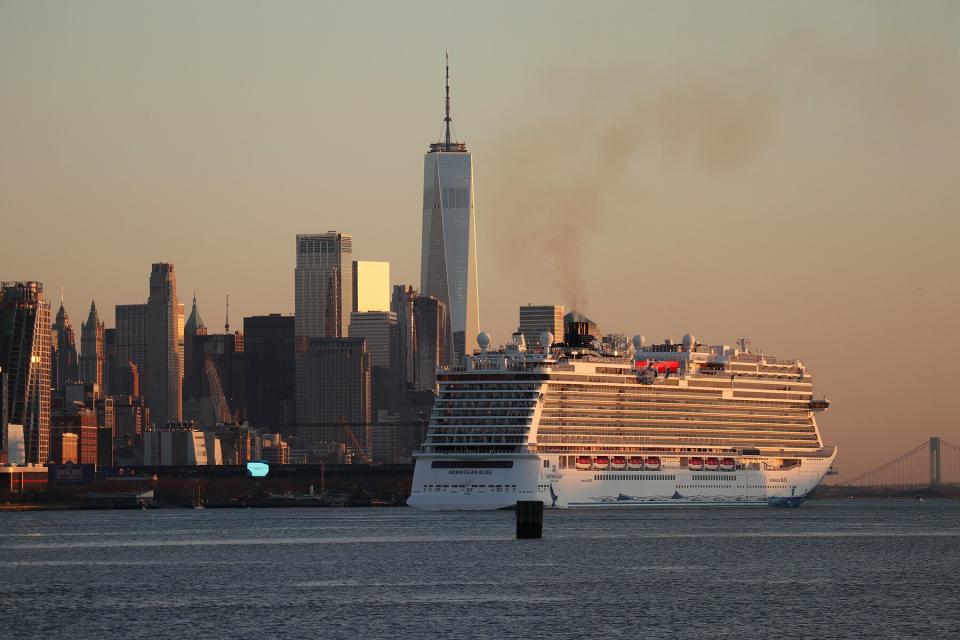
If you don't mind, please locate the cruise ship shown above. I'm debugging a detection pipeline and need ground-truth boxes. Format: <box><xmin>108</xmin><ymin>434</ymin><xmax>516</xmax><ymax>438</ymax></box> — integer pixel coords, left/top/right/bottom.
<box><xmin>408</xmin><ymin>322</ymin><xmax>835</xmax><ymax>510</ymax></box>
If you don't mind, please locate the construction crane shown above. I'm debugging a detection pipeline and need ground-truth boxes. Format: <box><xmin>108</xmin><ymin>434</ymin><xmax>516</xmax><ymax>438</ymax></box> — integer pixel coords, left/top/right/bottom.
<box><xmin>337</xmin><ymin>416</ymin><xmax>371</xmax><ymax>464</ymax></box>
<box><xmin>204</xmin><ymin>353</ymin><xmax>233</xmax><ymax>425</ymax></box>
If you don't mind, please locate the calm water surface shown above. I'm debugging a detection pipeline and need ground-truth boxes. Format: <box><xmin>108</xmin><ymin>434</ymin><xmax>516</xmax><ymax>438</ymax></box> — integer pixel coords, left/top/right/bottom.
<box><xmin>1</xmin><ymin>500</ymin><xmax>958</xmax><ymax>639</ymax></box>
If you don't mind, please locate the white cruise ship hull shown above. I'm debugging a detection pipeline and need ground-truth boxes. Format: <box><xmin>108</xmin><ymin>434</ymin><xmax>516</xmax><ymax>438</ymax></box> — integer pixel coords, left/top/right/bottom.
<box><xmin>407</xmin><ymin>450</ymin><xmax>837</xmax><ymax>510</ymax></box>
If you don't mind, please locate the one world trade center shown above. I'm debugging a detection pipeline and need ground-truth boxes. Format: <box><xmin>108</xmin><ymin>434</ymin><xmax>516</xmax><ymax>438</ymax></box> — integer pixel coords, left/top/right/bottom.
<box><xmin>420</xmin><ymin>55</ymin><xmax>480</xmax><ymax>360</ymax></box>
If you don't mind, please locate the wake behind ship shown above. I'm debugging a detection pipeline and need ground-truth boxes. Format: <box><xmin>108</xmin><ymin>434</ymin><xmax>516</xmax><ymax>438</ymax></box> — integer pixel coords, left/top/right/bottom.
<box><xmin>408</xmin><ymin>323</ymin><xmax>835</xmax><ymax>510</ymax></box>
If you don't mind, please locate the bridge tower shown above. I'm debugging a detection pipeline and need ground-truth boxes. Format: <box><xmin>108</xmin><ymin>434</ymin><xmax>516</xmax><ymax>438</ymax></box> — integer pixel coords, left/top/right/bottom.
<box><xmin>930</xmin><ymin>437</ymin><xmax>941</xmax><ymax>490</ymax></box>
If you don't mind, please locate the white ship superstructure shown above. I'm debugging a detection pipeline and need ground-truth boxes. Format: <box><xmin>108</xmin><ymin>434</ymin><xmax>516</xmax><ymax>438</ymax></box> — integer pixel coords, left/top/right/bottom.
<box><xmin>408</xmin><ymin>323</ymin><xmax>835</xmax><ymax>510</ymax></box>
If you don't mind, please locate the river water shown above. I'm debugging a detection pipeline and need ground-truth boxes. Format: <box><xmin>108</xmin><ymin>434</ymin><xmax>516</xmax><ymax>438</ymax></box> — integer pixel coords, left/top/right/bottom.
<box><xmin>1</xmin><ymin>500</ymin><xmax>958</xmax><ymax>639</ymax></box>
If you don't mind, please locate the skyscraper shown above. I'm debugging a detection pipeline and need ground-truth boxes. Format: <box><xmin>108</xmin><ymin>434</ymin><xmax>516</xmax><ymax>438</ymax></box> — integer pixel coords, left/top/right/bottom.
<box><xmin>0</xmin><ymin>281</ymin><xmax>51</xmax><ymax>464</ymax></box>
<box><xmin>295</xmin><ymin>337</ymin><xmax>371</xmax><ymax>450</ymax></box>
<box><xmin>243</xmin><ymin>314</ymin><xmax>295</xmax><ymax>434</ymax></box>
<box><xmin>51</xmin><ymin>297</ymin><xmax>79</xmax><ymax>396</ymax></box>
<box><xmin>80</xmin><ymin>300</ymin><xmax>105</xmax><ymax>392</ymax></box>
<box><xmin>390</xmin><ymin>285</ymin><xmax>452</xmax><ymax>394</ymax></box>
<box><xmin>352</xmin><ymin>260</ymin><xmax>390</xmax><ymax>314</ymax></box>
<box><xmin>146</xmin><ymin>263</ymin><xmax>182</xmax><ymax>427</ymax></box>
<box><xmin>412</xmin><ymin>295</ymin><xmax>450</xmax><ymax>393</ymax></box>
<box><xmin>519</xmin><ymin>304</ymin><xmax>565</xmax><ymax>348</ymax></box>
<box><xmin>420</xmin><ymin>55</ymin><xmax>480</xmax><ymax>359</ymax></box>
<box><xmin>349</xmin><ymin>310</ymin><xmax>399</xmax><ymax>415</ymax></box>
<box><xmin>115</xmin><ymin>303</ymin><xmax>148</xmax><ymax>393</ymax></box>
<box><xmin>295</xmin><ymin>232</ymin><xmax>352</xmax><ymax>339</ymax></box>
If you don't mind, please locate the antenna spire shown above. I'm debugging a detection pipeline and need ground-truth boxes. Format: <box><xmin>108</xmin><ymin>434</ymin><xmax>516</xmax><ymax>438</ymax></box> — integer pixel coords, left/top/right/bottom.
<box><xmin>225</xmin><ymin>293</ymin><xmax>230</xmax><ymax>333</ymax></box>
<box><xmin>444</xmin><ymin>51</ymin><xmax>452</xmax><ymax>147</ymax></box>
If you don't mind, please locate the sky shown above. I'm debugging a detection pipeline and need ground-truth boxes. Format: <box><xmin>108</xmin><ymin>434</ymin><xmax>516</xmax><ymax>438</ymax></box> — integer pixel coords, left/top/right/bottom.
<box><xmin>2</xmin><ymin>1</ymin><xmax>958</xmax><ymax>478</ymax></box>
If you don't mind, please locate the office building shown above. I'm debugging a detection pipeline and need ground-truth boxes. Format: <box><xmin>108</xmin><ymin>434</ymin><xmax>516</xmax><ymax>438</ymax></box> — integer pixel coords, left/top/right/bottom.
<box><xmin>115</xmin><ymin>303</ymin><xmax>148</xmax><ymax>386</ymax></box>
<box><xmin>348</xmin><ymin>311</ymin><xmax>397</xmax><ymax>368</ymax></box>
<box><xmin>51</xmin><ymin>298</ymin><xmax>79</xmax><ymax>397</ymax></box>
<box><xmin>391</xmin><ymin>285</ymin><xmax>417</xmax><ymax>392</ymax></box>
<box><xmin>0</xmin><ymin>281</ymin><xmax>51</xmax><ymax>464</ymax></box>
<box><xmin>349</xmin><ymin>310</ymin><xmax>399</xmax><ymax>415</ymax></box>
<box><xmin>51</xmin><ymin>407</ymin><xmax>97</xmax><ymax>465</ymax></box>
<box><xmin>2</xmin><ymin>423</ymin><xmax>25</xmax><ymax>465</ymax></box>
<box><xmin>50</xmin><ymin>431</ymin><xmax>79</xmax><ymax>464</ymax></box>
<box><xmin>420</xmin><ymin>56</ymin><xmax>480</xmax><ymax>359</ymax></box>
<box><xmin>261</xmin><ymin>432</ymin><xmax>290</xmax><ymax>465</ymax></box>
<box><xmin>113</xmin><ymin>395</ymin><xmax>150</xmax><ymax>443</ymax></box>
<box><xmin>244</xmin><ymin>314</ymin><xmax>295</xmax><ymax>434</ymax></box>
<box><xmin>97</xmin><ymin>427</ymin><xmax>114</xmax><ymax>467</ymax></box>
<box><xmin>352</xmin><ymin>260</ymin><xmax>390</xmax><ymax>313</ymax></box>
<box><xmin>412</xmin><ymin>295</ymin><xmax>450</xmax><ymax>392</ymax></box>
<box><xmin>103</xmin><ymin>327</ymin><xmax>115</xmax><ymax>394</ymax></box>
<box><xmin>146</xmin><ymin>263</ymin><xmax>182</xmax><ymax>427</ymax></box>
<box><xmin>295</xmin><ymin>232</ymin><xmax>352</xmax><ymax>339</ymax></box>
<box><xmin>519</xmin><ymin>304</ymin><xmax>564</xmax><ymax>348</ymax></box>
<box><xmin>295</xmin><ymin>337</ymin><xmax>370</xmax><ymax>450</ymax></box>
<box><xmin>390</xmin><ymin>286</ymin><xmax>451</xmax><ymax>394</ymax></box>
<box><xmin>80</xmin><ymin>300</ymin><xmax>105</xmax><ymax>391</ymax></box>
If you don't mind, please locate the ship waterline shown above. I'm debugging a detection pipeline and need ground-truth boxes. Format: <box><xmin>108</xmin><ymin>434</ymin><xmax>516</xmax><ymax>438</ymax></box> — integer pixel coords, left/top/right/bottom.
<box><xmin>409</xmin><ymin>327</ymin><xmax>835</xmax><ymax>510</ymax></box>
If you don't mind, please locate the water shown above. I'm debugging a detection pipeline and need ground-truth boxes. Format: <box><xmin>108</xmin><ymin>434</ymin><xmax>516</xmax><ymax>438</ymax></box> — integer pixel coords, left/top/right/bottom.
<box><xmin>1</xmin><ymin>500</ymin><xmax>958</xmax><ymax>639</ymax></box>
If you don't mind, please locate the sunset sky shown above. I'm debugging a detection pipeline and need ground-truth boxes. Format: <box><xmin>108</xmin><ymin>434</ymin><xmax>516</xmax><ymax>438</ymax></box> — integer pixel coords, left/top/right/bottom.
<box><xmin>2</xmin><ymin>1</ymin><xmax>958</xmax><ymax>477</ymax></box>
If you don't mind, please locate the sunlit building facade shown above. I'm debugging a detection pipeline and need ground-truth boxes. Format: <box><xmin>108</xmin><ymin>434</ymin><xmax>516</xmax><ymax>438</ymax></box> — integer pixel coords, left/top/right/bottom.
<box><xmin>352</xmin><ymin>260</ymin><xmax>390</xmax><ymax>314</ymax></box>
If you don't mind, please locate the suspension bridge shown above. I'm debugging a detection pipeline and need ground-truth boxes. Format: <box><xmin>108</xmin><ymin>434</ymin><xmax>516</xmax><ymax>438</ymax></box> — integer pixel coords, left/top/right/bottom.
<box><xmin>836</xmin><ymin>437</ymin><xmax>960</xmax><ymax>491</ymax></box>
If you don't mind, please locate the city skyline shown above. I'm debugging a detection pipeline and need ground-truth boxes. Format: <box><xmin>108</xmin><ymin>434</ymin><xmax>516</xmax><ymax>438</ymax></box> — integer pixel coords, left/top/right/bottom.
<box><xmin>2</xmin><ymin>2</ymin><xmax>959</xmax><ymax>477</ymax></box>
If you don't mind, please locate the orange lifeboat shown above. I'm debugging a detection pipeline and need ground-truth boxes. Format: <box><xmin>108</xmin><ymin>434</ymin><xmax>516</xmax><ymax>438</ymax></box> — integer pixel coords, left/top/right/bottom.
<box><xmin>705</xmin><ymin>457</ymin><xmax>720</xmax><ymax>471</ymax></box>
<box><xmin>688</xmin><ymin>457</ymin><xmax>704</xmax><ymax>471</ymax></box>
<box><xmin>611</xmin><ymin>456</ymin><xmax>627</xmax><ymax>470</ymax></box>
<box><xmin>644</xmin><ymin>456</ymin><xmax>661</xmax><ymax>471</ymax></box>
<box><xmin>627</xmin><ymin>456</ymin><xmax>644</xmax><ymax>470</ymax></box>
<box><xmin>594</xmin><ymin>455</ymin><xmax>610</xmax><ymax>470</ymax></box>
<box><xmin>575</xmin><ymin>456</ymin><xmax>592</xmax><ymax>471</ymax></box>
<box><xmin>720</xmin><ymin>457</ymin><xmax>736</xmax><ymax>471</ymax></box>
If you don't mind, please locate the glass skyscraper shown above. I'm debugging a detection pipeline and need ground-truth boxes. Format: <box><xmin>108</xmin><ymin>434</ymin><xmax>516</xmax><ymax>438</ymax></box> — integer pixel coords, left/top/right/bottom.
<box><xmin>420</xmin><ymin>57</ymin><xmax>480</xmax><ymax>359</ymax></box>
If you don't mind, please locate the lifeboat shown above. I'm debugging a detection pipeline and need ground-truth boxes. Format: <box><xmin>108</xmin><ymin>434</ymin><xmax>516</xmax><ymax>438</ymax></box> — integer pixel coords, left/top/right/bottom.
<box><xmin>627</xmin><ymin>456</ymin><xmax>644</xmax><ymax>470</ymax></box>
<box><xmin>611</xmin><ymin>456</ymin><xmax>627</xmax><ymax>470</ymax></box>
<box><xmin>688</xmin><ymin>457</ymin><xmax>704</xmax><ymax>470</ymax></box>
<box><xmin>704</xmin><ymin>457</ymin><xmax>720</xmax><ymax>471</ymax></box>
<box><xmin>644</xmin><ymin>456</ymin><xmax>661</xmax><ymax>471</ymax></box>
<box><xmin>720</xmin><ymin>457</ymin><xmax>736</xmax><ymax>471</ymax></box>
<box><xmin>575</xmin><ymin>456</ymin><xmax>592</xmax><ymax>471</ymax></box>
<box><xmin>594</xmin><ymin>455</ymin><xmax>610</xmax><ymax>470</ymax></box>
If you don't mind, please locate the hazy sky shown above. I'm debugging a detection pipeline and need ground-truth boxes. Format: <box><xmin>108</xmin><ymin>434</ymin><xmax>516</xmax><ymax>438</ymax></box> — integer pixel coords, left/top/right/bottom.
<box><xmin>2</xmin><ymin>1</ymin><xmax>958</xmax><ymax>478</ymax></box>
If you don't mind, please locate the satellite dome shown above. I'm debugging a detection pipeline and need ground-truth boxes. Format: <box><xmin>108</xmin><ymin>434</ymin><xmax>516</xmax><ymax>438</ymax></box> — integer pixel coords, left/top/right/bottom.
<box><xmin>682</xmin><ymin>334</ymin><xmax>696</xmax><ymax>349</ymax></box>
<box><xmin>540</xmin><ymin>331</ymin><xmax>554</xmax><ymax>349</ymax></box>
<box><xmin>632</xmin><ymin>335</ymin><xmax>645</xmax><ymax>350</ymax></box>
<box><xmin>477</xmin><ymin>332</ymin><xmax>491</xmax><ymax>350</ymax></box>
